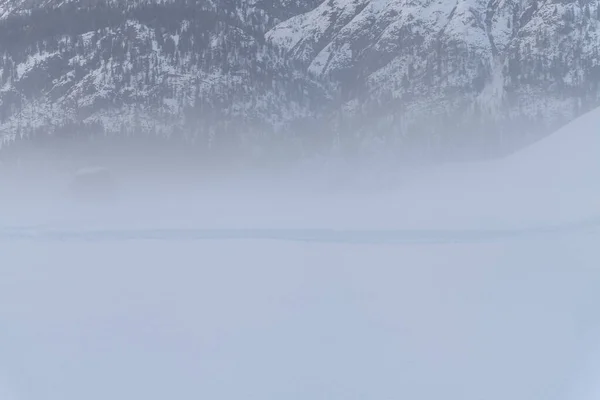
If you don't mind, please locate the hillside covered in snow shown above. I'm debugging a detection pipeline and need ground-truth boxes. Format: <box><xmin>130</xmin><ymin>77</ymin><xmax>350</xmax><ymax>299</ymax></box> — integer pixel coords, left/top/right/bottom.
<box><xmin>0</xmin><ymin>0</ymin><xmax>599</xmax><ymax>162</ymax></box>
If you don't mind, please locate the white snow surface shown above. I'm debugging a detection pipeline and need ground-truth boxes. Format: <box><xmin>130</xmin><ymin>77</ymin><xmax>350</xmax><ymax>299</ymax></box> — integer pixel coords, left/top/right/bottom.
<box><xmin>2</xmin><ymin>106</ymin><xmax>600</xmax><ymax>400</ymax></box>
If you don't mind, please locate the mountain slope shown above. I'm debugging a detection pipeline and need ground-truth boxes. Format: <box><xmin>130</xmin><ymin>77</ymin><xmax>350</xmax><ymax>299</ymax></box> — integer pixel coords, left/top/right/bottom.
<box><xmin>0</xmin><ymin>0</ymin><xmax>330</xmax><ymax>160</ymax></box>
<box><xmin>1</xmin><ymin>0</ymin><xmax>600</xmax><ymax>162</ymax></box>
<box><xmin>267</xmin><ymin>0</ymin><xmax>600</xmax><ymax>159</ymax></box>
<box><xmin>500</xmin><ymin>102</ymin><xmax>600</xmax><ymax>192</ymax></box>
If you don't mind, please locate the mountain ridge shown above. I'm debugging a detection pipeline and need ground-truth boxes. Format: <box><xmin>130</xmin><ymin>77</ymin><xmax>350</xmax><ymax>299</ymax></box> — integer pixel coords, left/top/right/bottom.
<box><xmin>0</xmin><ymin>0</ymin><xmax>599</xmax><ymax>163</ymax></box>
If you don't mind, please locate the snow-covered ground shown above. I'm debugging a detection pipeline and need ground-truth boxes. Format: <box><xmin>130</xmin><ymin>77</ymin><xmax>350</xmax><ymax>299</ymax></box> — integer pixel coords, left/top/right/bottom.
<box><xmin>2</xmin><ymin>235</ymin><xmax>600</xmax><ymax>400</ymax></box>
<box><xmin>1</xmin><ymin>107</ymin><xmax>600</xmax><ymax>400</ymax></box>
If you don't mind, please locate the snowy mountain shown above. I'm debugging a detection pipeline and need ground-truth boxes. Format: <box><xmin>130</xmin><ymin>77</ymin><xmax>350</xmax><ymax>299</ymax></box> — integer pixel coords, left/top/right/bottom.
<box><xmin>267</xmin><ymin>0</ymin><xmax>600</xmax><ymax>159</ymax></box>
<box><xmin>0</xmin><ymin>0</ymin><xmax>599</xmax><ymax>162</ymax></box>
<box><xmin>0</xmin><ymin>0</ymin><xmax>329</xmax><ymax>161</ymax></box>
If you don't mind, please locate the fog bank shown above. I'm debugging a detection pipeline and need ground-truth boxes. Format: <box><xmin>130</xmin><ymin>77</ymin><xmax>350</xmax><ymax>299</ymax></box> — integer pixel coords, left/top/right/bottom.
<box><xmin>2</xmin><ymin>107</ymin><xmax>600</xmax><ymax>400</ymax></box>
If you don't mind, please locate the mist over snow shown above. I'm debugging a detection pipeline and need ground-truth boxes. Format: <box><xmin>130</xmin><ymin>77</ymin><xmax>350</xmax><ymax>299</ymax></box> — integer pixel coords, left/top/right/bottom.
<box><xmin>1</xmin><ymin>0</ymin><xmax>600</xmax><ymax>398</ymax></box>
<box><xmin>1</xmin><ymin>104</ymin><xmax>600</xmax><ymax>400</ymax></box>
<box><xmin>2</xmin><ymin>103</ymin><xmax>600</xmax><ymax>231</ymax></box>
